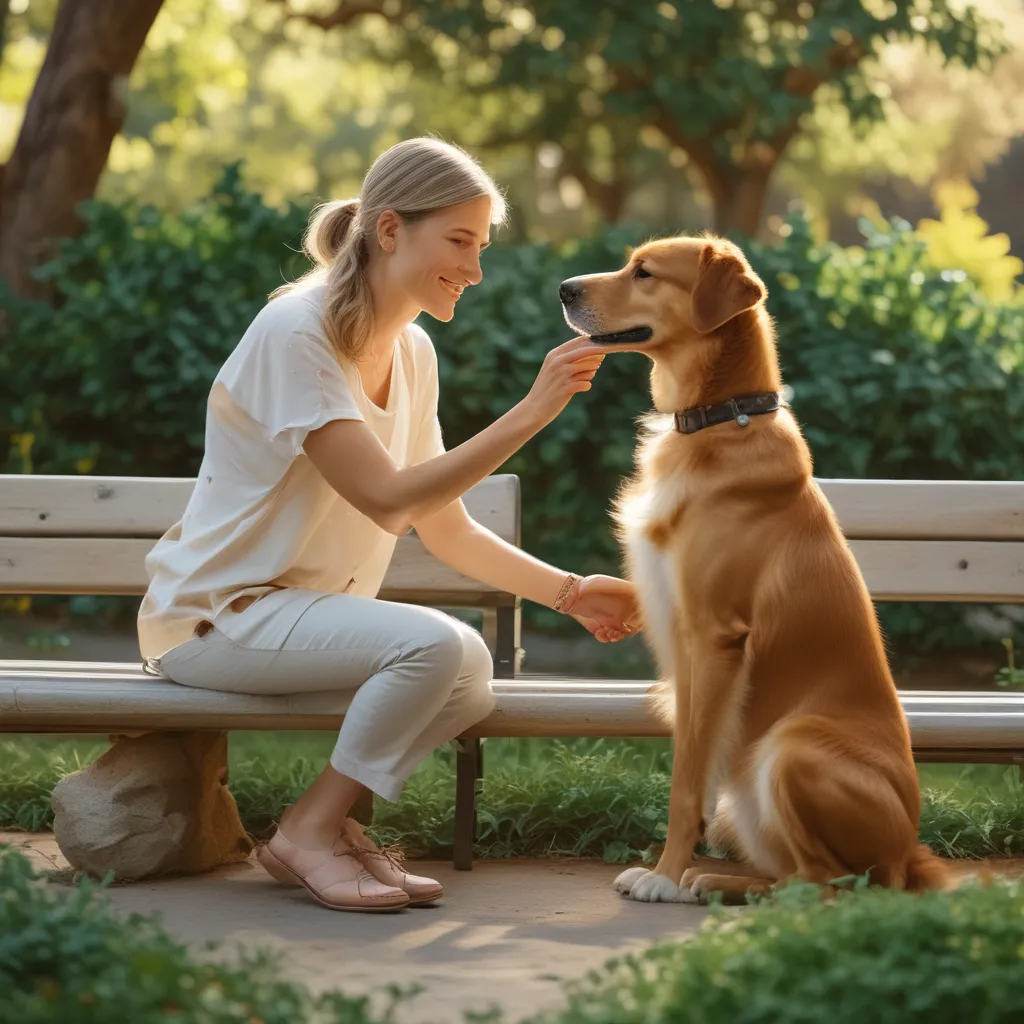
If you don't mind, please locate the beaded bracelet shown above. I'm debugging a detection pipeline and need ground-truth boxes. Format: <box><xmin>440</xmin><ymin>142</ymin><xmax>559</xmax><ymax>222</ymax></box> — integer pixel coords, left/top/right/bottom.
<box><xmin>553</xmin><ymin>572</ymin><xmax>583</xmax><ymax>614</ymax></box>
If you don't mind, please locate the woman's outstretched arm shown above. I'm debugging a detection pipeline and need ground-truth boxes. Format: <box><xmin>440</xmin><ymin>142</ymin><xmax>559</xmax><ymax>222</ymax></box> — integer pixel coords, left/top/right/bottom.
<box><xmin>413</xmin><ymin>499</ymin><xmax>640</xmax><ymax>642</ymax></box>
<box><xmin>304</xmin><ymin>338</ymin><xmax>604</xmax><ymax>535</ymax></box>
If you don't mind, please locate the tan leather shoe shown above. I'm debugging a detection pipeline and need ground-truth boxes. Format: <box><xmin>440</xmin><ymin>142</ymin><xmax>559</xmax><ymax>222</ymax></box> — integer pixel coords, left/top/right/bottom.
<box><xmin>257</xmin><ymin>827</ymin><xmax>410</xmax><ymax>912</ymax></box>
<box><xmin>342</xmin><ymin>818</ymin><xmax>444</xmax><ymax>905</ymax></box>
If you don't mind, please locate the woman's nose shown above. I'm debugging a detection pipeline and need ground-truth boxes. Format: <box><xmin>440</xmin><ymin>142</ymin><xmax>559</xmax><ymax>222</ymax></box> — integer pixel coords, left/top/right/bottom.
<box><xmin>462</xmin><ymin>253</ymin><xmax>483</xmax><ymax>286</ymax></box>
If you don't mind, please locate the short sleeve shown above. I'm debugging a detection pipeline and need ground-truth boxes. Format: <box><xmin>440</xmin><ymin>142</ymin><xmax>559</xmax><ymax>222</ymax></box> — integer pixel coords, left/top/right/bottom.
<box><xmin>407</xmin><ymin>325</ymin><xmax>446</xmax><ymax>465</ymax></box>
<box><xmin>218</xmin><ymin>295</ymin><xmax>364</xmax><ymax>458</ymax></box>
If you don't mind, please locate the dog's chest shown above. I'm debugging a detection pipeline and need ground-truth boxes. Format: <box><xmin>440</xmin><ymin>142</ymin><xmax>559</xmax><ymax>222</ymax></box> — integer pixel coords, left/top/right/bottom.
<box><xmin>616</xmin><ymin>475</ymin><xmax>688</xmax><ymax>667</ymax></box>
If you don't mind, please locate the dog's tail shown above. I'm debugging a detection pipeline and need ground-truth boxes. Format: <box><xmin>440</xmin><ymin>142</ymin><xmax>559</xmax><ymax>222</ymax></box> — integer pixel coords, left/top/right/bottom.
<box><xmin>904</xmin><ymin>844</ymin><xmax>958</xmax><ymax>893</ymax></box>
<box><xmin>646</xmin><ymin>679</ymin><xmax>675</xmax><ymax>726</ymax></box>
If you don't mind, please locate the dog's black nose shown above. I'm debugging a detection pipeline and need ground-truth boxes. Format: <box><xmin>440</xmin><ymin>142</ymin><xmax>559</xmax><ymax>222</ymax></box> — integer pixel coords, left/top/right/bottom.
<box><xmin>559</xmin><ymin>280</ymin><xmax>581</xmax><ymax>305</ymax></box>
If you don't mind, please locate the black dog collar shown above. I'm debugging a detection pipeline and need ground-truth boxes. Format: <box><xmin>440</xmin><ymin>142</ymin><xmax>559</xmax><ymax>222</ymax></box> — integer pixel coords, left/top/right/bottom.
<box><xmin>673</xmin><ymin>391</ymin><xmax>782</xmax><ymax>435</ymax></box>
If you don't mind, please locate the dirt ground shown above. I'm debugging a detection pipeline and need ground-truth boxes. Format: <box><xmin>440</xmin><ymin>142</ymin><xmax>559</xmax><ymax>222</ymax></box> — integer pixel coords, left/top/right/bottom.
<box><xmin>5</xmin><ymin>831</ymin><xmax>710</xmax><ymax>1023</ymax></box>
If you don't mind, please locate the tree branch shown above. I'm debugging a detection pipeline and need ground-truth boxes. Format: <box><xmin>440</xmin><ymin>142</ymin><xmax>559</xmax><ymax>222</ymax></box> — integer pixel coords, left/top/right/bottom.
<box><xmin>268</xmin><ymin>0</ymin><xmax>410</xmax><ymax>29</ymax></box>
<box><xmin>783</xmin><ymin>37</ymin><xmax>869</xmax><ymax>97</ymax></box>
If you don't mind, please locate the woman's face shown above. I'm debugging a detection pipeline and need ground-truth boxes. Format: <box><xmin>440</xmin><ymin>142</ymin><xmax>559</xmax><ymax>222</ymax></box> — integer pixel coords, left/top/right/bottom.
<box><xmin>385</xmin><ymin>196</ymin><xmax>493</xmax><ymax>322</ymax></box>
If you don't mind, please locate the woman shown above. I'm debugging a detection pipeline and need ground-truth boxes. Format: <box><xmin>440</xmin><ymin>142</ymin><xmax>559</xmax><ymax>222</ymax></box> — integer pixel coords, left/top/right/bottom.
<box><xmin>138</xmin><ymin>137</ymin><xmax>639</xmax><ymax>913</ymax></box>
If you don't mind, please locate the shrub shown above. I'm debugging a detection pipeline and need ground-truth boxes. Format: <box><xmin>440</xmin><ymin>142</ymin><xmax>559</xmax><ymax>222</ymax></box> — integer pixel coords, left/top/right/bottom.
<box><xmin>3</xmin><ymin>168</ymin><xmax>1022</xmax><ymax>649</ymax></box>
<box><xmin>530</xmin><ymin>878</ymin><xmax>1024</xmax><ymax>1024</ymax></box>
<box><xmin>0</xmin><ymin>164</ymin><xmax>309</xmax><ymax>478</ymax></box>
<box><xmin>0</xmin><ymin>845</ymin><xmax>408</xmax><ymax>1024</ymax></box>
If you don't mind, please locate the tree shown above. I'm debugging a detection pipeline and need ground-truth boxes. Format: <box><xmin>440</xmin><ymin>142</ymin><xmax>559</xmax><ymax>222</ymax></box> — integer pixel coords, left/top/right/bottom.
<box><xmin>0</xmin><ymin>0</ymin><xmax>164</xmax><ymax>300</ymax></box>
<box><xmin>402</xmin><ymin>0</ymin><xmax>1005</xmax><ymax>236</ymax></box>
<box><xmin>0</xmin><ymin>0</ymin><xmax>407</xmax><ymax>302</ymax></box>
<box><xmin>778</xmin><ymin>0</ymin><xmax>1024</xmax><ymax>241</ymax></box>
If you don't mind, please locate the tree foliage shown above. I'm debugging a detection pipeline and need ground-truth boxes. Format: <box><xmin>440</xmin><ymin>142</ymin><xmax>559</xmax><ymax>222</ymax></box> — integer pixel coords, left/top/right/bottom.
<box><xmin>398</xmin><ymin>0</ymin><xmax>1006</xmax><ymax>235</ymax></box>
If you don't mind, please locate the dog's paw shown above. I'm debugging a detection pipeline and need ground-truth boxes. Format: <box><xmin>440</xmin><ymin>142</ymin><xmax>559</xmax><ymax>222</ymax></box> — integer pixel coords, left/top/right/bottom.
<box><xmin>683</xmin><ymin>873</ymin><xmax>714</xmax><ymax>905</ymax></box>
<box><xmin>680</xmin><ymin>866</ymin><xmax>706</xmax><ymax>889</ymax></box>
<box><xmin>624</xmin><ymin>871</ymin><xmax>686</xmax><ymax>903</ymax></box>
<box><xmin>613</xmin><ymin>866</ymin><xmax>650</xmax><ymax>894</ymax></box>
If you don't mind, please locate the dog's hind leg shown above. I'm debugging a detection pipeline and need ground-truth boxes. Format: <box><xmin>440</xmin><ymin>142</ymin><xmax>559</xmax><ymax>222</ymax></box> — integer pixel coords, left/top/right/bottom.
<box><xmin>760</xmin><ymin>717</ymin><xmax>918</xmax><ymax>889</ymax></box>
<box><xmin>681</xmin><ymin>857</ymin><xmax>762</xmax><ymax>885</ymax></box>
<box><xmin>684</xmin><ymin>872</ymin><xmax>774</xmax><ymax>905</ymax></box>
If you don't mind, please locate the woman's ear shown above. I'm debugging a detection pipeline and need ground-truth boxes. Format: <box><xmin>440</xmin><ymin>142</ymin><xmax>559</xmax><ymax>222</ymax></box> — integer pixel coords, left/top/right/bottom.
<box><xmin>376</xmin><ymin>209</ymin><xmax>401</xmax><ymax>253</ymax></box>
<box><xmin>690</xmin><ymin>243</ymin><xmax>766</xmax><ymax>334</ymax></box>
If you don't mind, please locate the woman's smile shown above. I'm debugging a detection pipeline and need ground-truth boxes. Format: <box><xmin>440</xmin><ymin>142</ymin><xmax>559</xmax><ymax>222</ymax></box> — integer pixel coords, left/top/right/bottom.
<box><xmin>439</xmin><ymin>276</ymin><xmax>465</xmax><ymax>299</ymax></box>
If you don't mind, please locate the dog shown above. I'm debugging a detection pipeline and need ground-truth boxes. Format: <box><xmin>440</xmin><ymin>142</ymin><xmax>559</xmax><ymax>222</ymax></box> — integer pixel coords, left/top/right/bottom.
<box><xmin>560</xmin><ymin>235</ymin><xmax>951</xmax><ymax>904</ymax></box>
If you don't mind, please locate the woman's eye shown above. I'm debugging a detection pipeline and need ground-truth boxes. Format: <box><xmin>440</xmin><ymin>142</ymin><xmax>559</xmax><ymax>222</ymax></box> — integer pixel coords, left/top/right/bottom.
<box><xmin>635</xmin><ymin>266</ymin><xmax>652</xmax><ymax>279</ymax></box>
<box><xmin>450</xmin><ymin>239</ymin><xmax>466</xmax><ymax>247</ymax></box>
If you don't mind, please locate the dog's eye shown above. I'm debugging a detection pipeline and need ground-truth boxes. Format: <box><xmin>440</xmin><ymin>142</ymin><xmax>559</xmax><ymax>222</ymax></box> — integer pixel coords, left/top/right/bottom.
<box><xmin>635</xmin><ymin>266</ymin><xmax>652</xmax><ymax>279</ymax></box>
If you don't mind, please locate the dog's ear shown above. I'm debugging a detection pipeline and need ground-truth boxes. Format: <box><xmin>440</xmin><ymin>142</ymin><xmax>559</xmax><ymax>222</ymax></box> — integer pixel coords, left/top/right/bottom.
<box><xmin>690</xmin><ymin>244</ymin><xmax>766</xmax><ymax>334</ymax></box>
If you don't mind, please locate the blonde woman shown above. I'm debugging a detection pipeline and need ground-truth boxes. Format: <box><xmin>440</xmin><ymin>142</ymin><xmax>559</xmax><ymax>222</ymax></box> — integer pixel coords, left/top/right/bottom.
<box><xmin>138</xmin><ymin>138</ymin><xmax>638</xmax><ymax>913</ymax></box>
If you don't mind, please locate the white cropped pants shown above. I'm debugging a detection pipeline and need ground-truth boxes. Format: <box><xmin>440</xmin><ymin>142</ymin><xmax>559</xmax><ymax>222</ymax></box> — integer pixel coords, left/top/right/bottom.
<box><xmin>155</xmin><ymin>589</ymin><xmax>496</xmax><ymax>802</ymax></box>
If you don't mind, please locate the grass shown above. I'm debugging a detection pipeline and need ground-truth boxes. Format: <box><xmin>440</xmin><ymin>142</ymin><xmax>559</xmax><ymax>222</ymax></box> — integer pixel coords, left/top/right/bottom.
<box><xmin>2</xmin><ymin>733</ymin><xmax>1023</xmax><ymax>862</ymax></box>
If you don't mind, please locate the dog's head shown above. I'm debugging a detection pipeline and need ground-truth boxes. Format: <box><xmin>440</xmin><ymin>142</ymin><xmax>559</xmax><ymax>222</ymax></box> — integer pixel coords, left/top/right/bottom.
<box><xmin>559</xmin><ymin>235</ymin><xmax>767</xmax><ymax>354</ymax></box>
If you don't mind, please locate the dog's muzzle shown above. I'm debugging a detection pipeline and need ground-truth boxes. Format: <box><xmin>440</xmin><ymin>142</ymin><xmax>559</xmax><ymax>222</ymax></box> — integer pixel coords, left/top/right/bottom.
<box><xmin>559</xmin><ymin>277</ymin><xmax>652</xmax><ymax>344</ymax></box>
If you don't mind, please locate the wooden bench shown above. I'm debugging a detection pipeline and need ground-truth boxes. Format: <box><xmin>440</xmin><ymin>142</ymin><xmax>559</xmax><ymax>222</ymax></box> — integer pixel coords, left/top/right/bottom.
<box><xmin>2</xmin><ymin>474</ymin><xmax>1024</xmax><ymax>874</ymax></box>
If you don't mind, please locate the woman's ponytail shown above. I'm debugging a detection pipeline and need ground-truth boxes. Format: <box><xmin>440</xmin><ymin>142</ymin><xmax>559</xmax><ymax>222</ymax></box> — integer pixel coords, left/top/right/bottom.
<box><xmin>305</xmin><ymin>199</ymin><xmax>361</xmax><ymax>266</ymax></box>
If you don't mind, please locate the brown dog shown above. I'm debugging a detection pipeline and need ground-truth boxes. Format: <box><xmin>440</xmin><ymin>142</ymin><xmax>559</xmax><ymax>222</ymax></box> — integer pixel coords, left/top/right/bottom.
<box><xmin>560</xmin><ymin>235</ymin><xmax>950</xmax><ymax>904</ymax></box>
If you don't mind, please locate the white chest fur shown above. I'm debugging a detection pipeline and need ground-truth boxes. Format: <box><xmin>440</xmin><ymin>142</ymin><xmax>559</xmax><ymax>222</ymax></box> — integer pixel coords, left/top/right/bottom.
<box><xmin>615</xmin><ymin>475</ymin><xmax>687</xmax><ymax>676</ymax></box>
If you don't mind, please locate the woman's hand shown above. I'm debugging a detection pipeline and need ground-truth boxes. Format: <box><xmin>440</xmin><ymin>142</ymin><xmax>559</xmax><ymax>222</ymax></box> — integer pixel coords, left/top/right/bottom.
<box><xmin>569</xmin><ymin>574</ymin><xmax>642</xmax><ymax>643</ymax></box>
<box><xmin>518</xmin><ymin>337</ymin><xmax>606</xmax><ymax>430</ymax></box>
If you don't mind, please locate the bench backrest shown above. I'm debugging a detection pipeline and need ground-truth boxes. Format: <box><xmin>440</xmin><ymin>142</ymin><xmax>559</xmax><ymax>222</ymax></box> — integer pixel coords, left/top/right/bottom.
<box><xmin>0</xmin><ymin>474</ymin><xmax>520</xmax><ymax>607</ymax></box>
<box><xmin>0</xmin><ymin>475</ymin><xmax>1022</xmax><ymax>603</ymax></box>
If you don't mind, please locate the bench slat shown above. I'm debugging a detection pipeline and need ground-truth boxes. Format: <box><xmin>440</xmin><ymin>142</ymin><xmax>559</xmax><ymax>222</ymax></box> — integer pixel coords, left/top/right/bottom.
<box><xmin>3</xmin><ymin>535</ymin><xmax>1020</xmax><ymax>602</ymax></box>
<box><xmin>3</xmin><ymin>475</ymin><xmax>1021</xmax><ymax>541</ymax></box>
<box><xmin>0</xmin><ymin>534</ymin><xmax>516</xmax><ymax>605</ymax></box>
<box><xmin>2</xmin><ymin>668</ymin><xmax>1022</xmax><ymax>753</ymax></box>
<box><xmin>821</xmin><ymin>480</ymin><xmax>1024</xmax><ymax>541</ymax></box>
<box><xmin>0</xmin><ymin>473</ymin><xmax>521</xmax><ymax>543</ymax></box>
<box><xmin>848</xmin><ymin>540</ymin><xmax>1024</xmax><ymax>602</ymax></box>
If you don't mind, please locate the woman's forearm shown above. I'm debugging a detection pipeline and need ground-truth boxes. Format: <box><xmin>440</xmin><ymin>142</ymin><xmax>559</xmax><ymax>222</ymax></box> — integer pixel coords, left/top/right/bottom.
<box><xmin>382</xmin><ymin>402</ymin><xmax>544</xmax><ymax>533</ymax></box>
<box><xmin>428</xmin><ymin>520</ymin><xmax>570</xmax><ymax>609</ymax></box>
<box><xmin>306</xmin><ymin>339</ymin><xmax>605</xmax><ymax>536</ymax></box>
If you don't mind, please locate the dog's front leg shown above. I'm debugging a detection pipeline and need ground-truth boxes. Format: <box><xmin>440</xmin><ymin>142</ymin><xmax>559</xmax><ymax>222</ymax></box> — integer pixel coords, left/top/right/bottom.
<box><xmin>620</xmin><ymin>635</ymin><xmax>746</xmax><ymax>904</ymax></box>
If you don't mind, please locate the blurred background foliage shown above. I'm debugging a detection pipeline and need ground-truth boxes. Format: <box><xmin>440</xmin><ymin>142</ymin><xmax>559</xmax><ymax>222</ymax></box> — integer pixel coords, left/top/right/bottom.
<box><xmin>1</xmin><ymin>0</ymin><xmax>1022</xmax><ymax>659</ymax></box>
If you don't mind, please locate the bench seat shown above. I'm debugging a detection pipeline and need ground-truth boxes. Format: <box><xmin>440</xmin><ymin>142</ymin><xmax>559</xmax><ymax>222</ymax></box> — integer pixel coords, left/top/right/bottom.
<box><xmin>4</xmin><ymin>663</ymin><xmax>1023</xmax><ymax>762</ymax></box>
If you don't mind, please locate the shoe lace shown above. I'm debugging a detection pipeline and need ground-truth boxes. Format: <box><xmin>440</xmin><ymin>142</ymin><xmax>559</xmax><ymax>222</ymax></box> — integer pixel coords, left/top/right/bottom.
<box><xmin>351</xmin><ymin>841</ymin><xmax>406</xmax><ymax>873</ymax></box>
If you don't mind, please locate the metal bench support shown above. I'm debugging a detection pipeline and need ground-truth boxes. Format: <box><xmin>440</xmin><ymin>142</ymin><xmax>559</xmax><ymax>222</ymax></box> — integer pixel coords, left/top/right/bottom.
<box><xmin>453</xmin><ymin>603</ymin><xmax>518</xmax><ymax>870</ymax></box>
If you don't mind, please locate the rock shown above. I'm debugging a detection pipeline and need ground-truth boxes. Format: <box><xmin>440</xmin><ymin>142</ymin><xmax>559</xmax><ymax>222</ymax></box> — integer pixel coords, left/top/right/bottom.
<box><xmin>51</xmin><ymin>731</ymin><xmax>252</xmax><ymax>881</ymax></box>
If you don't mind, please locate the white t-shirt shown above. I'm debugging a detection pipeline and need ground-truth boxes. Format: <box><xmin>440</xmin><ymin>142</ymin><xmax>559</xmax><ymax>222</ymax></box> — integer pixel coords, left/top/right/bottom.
<box><xmin>137</xmin><ymin>282</ymin><xmax>445</xmax><ymax>660</ymax></box>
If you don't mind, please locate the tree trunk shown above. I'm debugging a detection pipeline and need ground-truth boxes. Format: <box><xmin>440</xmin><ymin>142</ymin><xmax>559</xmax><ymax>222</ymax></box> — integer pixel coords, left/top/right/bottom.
<box><xmin>561</xmin><ymin>149</ymin><xmax>630</xmax><ymax>223</ymax></box>
<box><xmin>709</xmin><ymin>167</ymin><xmax>773</xmax><ymax>239</ymax></box>
<box><xmin>1</xmin><ymin>0</ymin><xmax>12</xmax><ymax>60</ymax></box>
<box><xmin>0</xmin><ymin>0</ymin><xmax>164</xmax><ymax>301</ymax></box>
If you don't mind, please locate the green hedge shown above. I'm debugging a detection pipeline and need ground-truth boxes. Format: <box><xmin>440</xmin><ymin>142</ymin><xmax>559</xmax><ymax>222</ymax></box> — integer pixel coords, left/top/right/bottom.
<box><xmin>2</xmin><ymin>166</ymin><xmax>1022</xmax><ymax>649</ymax></box>
<box><xmin>531</xmin><ymin>878</ymin><xmax>1024</xmax><ymax>1024</ymax></box>
<box><xmin>0</xmin><ymin>846</ymin><xmax>409</xmax><ymax>1024</ymax></box>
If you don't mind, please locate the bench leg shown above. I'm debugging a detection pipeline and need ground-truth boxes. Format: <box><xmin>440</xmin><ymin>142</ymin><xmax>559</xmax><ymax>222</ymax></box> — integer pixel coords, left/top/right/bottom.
<box><xmin>453</xmin><ymin>736</ymin><xmax>483</xmax><ymax>871</ymax></box>
<box><xmin>452</xmin><ymin>602</ymin><xmax>516</xmax><ymax>870</ymax></box>
<box><xmin>351</xmin><ymin>786</ymin><xmax>374</xmax><ymax>827</ymax></box>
